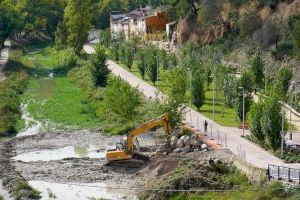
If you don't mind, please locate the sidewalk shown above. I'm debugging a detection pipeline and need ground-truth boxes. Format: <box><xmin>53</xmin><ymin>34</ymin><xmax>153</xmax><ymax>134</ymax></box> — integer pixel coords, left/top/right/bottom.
<box><xmin>0</xmin><ymin>40</ymin><xmax>11</xmax><ymax>82</ymax></box>
<box><xmin>84</xmin><ymin>41</ymin><xmax>300</xmax><ymax>170</ymax></box>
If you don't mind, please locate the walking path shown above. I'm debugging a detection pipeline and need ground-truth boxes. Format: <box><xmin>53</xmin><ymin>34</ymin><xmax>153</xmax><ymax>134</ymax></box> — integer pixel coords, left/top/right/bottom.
<box><xmin>84</xmin><ymin>41</ymin><xmax>300</xmax><ymax>170</ymax></box>
<box><xmin>0</xmin><ymin>40</ymin><xmax>11</xmax><ymax>81</ymax></box>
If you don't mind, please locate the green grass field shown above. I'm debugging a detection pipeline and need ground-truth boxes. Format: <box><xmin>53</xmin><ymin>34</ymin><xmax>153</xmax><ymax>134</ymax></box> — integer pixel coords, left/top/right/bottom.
<box><xmin>114</xmin><ymin>60</ymin><xmax>240</xmax><ymax>127</ymax></box>
<box><xmin>11</xmin><ymin>43</ymin><xmax>100</xmax><ymax>129</ymax></box>
<box><xmin>23</xmin><ymin>77</ymin><xmax>100</xmax><ymax>129</ymax></box>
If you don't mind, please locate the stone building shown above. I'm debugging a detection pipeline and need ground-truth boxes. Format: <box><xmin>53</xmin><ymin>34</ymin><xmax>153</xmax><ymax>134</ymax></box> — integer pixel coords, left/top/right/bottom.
<box><xmin>110</xmin><ymin>6</ymin><xmax>168</xmax><ymax>40</ymax></box>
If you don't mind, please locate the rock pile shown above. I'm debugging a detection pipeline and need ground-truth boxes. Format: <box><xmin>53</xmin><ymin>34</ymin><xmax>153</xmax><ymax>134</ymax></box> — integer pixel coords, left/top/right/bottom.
<box><xmin>170</xmin><ymin>135</ymin><xmax>208</xmax><ymax>154</ymax></box>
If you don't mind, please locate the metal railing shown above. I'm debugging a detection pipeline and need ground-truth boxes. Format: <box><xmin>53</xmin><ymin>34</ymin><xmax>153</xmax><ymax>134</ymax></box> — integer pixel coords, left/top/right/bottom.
<box><xmin>268</xmin><ymin>164</ymin><xmax>300</xmax><ymax>182</ymax></box>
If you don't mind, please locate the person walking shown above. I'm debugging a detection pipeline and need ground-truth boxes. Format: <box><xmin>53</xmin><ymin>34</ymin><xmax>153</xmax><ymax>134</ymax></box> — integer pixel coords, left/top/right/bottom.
<box><xmin>204</xmin><ymin>120</ymin><xmax>208</xmax><ymax>135</ymax></box>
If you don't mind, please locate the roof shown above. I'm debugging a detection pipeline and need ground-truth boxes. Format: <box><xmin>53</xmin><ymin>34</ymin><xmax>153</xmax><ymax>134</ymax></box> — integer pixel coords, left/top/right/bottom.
<box><xmin>110</xmin><ymin>6</ymin><xmax>154</xmax><ymax>23</ymax></box>
<box><xmin>129</xmin><ymin>6</ymin><xmax>152</xmax><ymax>19</ymax></box>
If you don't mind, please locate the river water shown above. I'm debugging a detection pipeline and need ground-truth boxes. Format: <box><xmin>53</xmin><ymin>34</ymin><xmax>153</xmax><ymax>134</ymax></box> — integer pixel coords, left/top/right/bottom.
<box><xmin>17</xmin><ymin>103</ymin><xmax>42</xmax><ymax>138</ymax></box>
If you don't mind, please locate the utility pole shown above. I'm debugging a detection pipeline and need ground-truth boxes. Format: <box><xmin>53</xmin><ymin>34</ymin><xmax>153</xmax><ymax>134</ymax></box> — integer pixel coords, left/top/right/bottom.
<box><xmin>278</xmin><ymin>101</ymin><xmax>285</xmax><ymax>158</ymax></box>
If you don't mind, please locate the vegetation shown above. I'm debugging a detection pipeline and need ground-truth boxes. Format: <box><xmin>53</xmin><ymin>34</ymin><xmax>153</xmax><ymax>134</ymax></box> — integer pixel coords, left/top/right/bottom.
<box><xmin>191</xmin><ymin>70</ymin><xmax>205</xmax><ymax>110</ymax></box>
<box><xmin>61</xmin><ymin>0</ymin><xmax>93</xmax><ymax>54</ymax></box>
<box><xmin>90</xmin><ymin>45</ymin><xmax>110</xmax><ymax>87</ymax></box>
<box><xmin>141</xmin><ymin>159</ymin><xmax>298</xmax><ymax>200</ymax></box>
<box><xmin>0</xmin><ymin>72</ymin><xmax>28</xmax><ymax>136</ymax></box>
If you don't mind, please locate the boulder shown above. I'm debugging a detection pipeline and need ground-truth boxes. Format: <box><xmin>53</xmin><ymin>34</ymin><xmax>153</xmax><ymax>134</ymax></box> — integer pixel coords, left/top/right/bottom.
<box><xmin>201</xmin><ymin>144</ymin><xmax>208</xmax><ymax>150</ymax></box>
<box><xmin>176</xmin><ymin>140</ymin><xmax>184</xmax><ymax>148</ymax></box>
<box><xmin>191</xmin><ymin>140</ymin><xmax>202</xmax><ymax>147</ymax></box>
<box><xmin>183</xmin><ymin>136</ymin><xmax>191</xmax><ymax>146</ymax></box>
<box><xmin>173</xmin><ymin>148</ymin><xmax>183</xmax><ymax>153</ymax></box>
<box><xmin>182</xmin><ymin>145</ymin><xmax>191</xmax><ymax>153</ymax></box>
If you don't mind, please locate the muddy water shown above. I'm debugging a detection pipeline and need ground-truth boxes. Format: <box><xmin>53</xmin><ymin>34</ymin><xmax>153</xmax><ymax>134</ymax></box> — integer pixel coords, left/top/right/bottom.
<box><xmin>17</xmin><ymin>103</ymin><xmax>42</xmax><ymax>138</ymax></box>
<box><xmin>29</xmin><ymin>181</ymin><xmax>137</xmax><ymax>200</ymax></box>
<box><xmin>13</xmin><ymin>145</ymin><xmax>105</xmax><ymax>162</ymax></box>
<box><xmin>0</xmin><ymin>180</ymin><xmax>13</xmax><ymax>200</ymax></box>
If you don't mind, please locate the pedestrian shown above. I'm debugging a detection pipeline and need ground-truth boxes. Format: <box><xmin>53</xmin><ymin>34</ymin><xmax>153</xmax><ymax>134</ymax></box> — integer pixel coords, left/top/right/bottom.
<box><xmin>204</xmin><ymin>120</ymin><xmax>208</xmax><ymax>134</ymax></box>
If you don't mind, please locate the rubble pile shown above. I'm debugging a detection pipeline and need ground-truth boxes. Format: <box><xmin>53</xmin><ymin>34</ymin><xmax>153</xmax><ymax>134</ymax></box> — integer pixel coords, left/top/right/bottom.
<box><xmin>170</xmin><ymin>135</ymin><xmax>208</xmax><ymax>153</ymax></box>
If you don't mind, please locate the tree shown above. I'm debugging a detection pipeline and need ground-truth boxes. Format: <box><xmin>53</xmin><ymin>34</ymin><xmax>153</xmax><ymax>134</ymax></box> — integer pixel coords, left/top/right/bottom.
<box><xmin>272</xmin><ymin>65</ymin><xmax>293</xmax><ymax>99</ymax></box>
<box><xmin>235</xmin><ymin>71</ymin><xmax>254</xmax><ymax>122</ymax></box>
<box><xmin>261</xmin><ymin>98</ymin><xmax>284</xmax><ymax>151</ymax></box>
<box><xmin>103</xmin><ymin>77</ymin><xmax>142</xmax><ymax>122</ymax></box>
<box><xmin>223</xmin><ymin>74</ymin><xmax>237</xmax><ymax>108</ymax></box>
<box><xmin>54</xmin><ymin>21</ymin><xmax>67</xmax><ymax>49</ymax></box>
<box><xmin>63</xmin><ymin>0</ymin><xmax>92</xmax><ymax>54</ymax></box>
<box><xmin>191</xmin><ymin>70</ymin><xmax>205</xmax><ymax>110</ymax></box>
<box><xmin>0</xmin><ymin>3</ymin><xmax>22</xmax><ymax>48</ymax></box>
<box><xmin>292</xmin><ymin>18</ymin><xmax>300</xmax><ymax>57</ymax></box>
<box><xmin>146</xmin><ymin>47</ymin><xmax>159</xmax><ymax>85</ymax></box>
<box><xmin>111</xmin><ymin>42</ymin><xmax>120</xmax><ymax>63</ymax></box>
<box><xmin>124</xmin><ymin>45</ymin><xmax>134</xmax><ymax>70</ymax></box>
<box><xmin>90</xmin><ymin>45</ymin><xmax>110</xmax><ymax>87</ymax></box>
<box><xmin>165</xmin><ymin>67</ymin><xmax>187</xmax><ymax>102</ymax></box>
<box><xmin>137</xmin><ymin>50</ymin><xmax>146</xmax><ymax>79</ymax></box>
<box><xmin>250</xmin><ymin>51</ymin><xmax>264</xmax><ymax>89</ymax></box>
<box><xmin>99</xmin><ymin>29</ymin><xmax>111</xmax><ymax>48</ymax></box>
<box><xmin>250</xmin><ymin>102</ymin><xmax>265</xmax><ymax>146</ymax></box>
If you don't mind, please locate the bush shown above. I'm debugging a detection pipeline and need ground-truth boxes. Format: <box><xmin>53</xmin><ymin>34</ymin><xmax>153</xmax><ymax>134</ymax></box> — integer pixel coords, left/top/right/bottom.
<box><xmin>59</xmin><ymin>50</ymin><xmax>78</xmax><ymax>70</ymax></box>
<box><xmin>0</xmin><ymin>72</ymin><xmax>28</xmax><ymax>136</ymax></box>
<box><xmin>238</xmin><ymin>11</ymin><xmax>262</xmax><ymax>38</ymax></box>
<box><xmin>101</xmin><ymin>77</ymin><xmax>142</xmax><ymax>122</ymax></box>
<box><xmin>272</xmin><ymin>40</ymin><xmax>294</xmax><ymax>60</ymax></box>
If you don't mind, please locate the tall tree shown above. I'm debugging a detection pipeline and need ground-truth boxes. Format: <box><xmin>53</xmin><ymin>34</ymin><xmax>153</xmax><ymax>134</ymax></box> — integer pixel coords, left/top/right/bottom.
<box><xmin>261</xmin><ymin>98</ymin><xmax>284</xmax><ymax>151</ymax></box>
<box><xmin>235</xmin><ymin>71</ymin><xmax>254</xmax><ymax>122</ymax></box>
<box><xmin>90</xmin><ymin>45</ymin><xmax>110</xmax><ymax>87</ymax></box>
<box><xmin>191</xmin><ymin>70</ymin><xmax>205</xmax><ymax>110</ymax></box>
<box><xmin>272</xmin><ymin>65</ymin><xmax>293</xmax><ymax>99</ymax></box>
<box><xmin>250</xmin><ymin>51</ymin><xmax>264</xmax><ymax>89</ymax></box>
<box><xmin>146</xmin><ymin>47</ymin><xmax>159</xmax><ymax>85</ymax></box>
<box><xmin>63</xmin><ymin>0</ymin><xmax>92</xmax><ymax>54</ymax></box>
<box><xmin>250</xmin><ymin>102</ymin><xmax>265</xmax><ymax>146</ymax></box>
<box><xmin>137</xmin><ymin>50</ymin><xmax>146</xmax><ymax>79</ymax></box>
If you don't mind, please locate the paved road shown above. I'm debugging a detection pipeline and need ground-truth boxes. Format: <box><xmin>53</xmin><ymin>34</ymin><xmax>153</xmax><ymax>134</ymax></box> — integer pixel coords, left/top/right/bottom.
<box><xmin>0</xmin><ymin>40</ymin><xmax>11</xmax><ymax>82</ymax></box>
<box><xmin>84</xmin><ymin>41</ymin><xmax>300</xmax><ymax>170</ymax></box>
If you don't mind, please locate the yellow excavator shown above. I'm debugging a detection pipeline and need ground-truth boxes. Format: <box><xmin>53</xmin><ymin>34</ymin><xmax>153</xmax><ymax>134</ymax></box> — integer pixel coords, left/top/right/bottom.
<box><xmin>105</xmin><ymin>113</ymin><xmax>171</xmax><ymax>167</ymax></box>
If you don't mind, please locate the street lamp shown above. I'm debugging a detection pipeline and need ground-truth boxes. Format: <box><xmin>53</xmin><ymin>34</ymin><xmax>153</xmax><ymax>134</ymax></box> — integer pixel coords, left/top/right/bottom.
<box><xmin>210</xmin><ymin>74</ymin><xmax>216</xmax><ymax>120</ymax></box>
<box><xmin>239</xmin><ymin>86</ymin><xmax>245</xmax><ymax>137</ymax></box>
<box><xmin>278</xmin><ymin>101</ymin><xmax>285</xmax><ymax>158</ymax></box>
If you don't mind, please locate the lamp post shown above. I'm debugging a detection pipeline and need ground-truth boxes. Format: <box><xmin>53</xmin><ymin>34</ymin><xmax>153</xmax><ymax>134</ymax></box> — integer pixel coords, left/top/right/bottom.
<box><xmin>210</xmin><ymin>74</ymin><xmax>216</xmax><ymax>120</ymax></box>
<box><xmin>239</xmin><ymin>86</ymin><xmax>245</xmax><ymax>137</ymax></box>
<box><xmin>278</xmin><ymin>100</ymin><xmax>285</xmax><ymax>158</ymax></box>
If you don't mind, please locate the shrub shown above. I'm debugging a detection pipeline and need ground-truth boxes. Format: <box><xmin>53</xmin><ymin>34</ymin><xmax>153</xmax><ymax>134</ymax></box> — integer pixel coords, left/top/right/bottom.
<box><xmin>60</xmin><ymin>50</ymin><xmax>78</xmax><ymax>70</ymax></box>
<box><xmin>0</xmin><ymin>72</ymin><xmax>28</xmax><ymax>136</ymax></box>
<box><xmin>272</xmin><ymin>40</ymin><xmax>294</xmax><ymax>60</ymax></box>
<box><xmin>102</xmin><ymin>77</ymin><xmax>142</xmax><ymax>122</ymax></box>
<box><xmin>238</xmin><ymin>11</ymin><xmax>262</xmax><ymax>38</ymax></box>
<box><xmin>292</xmin><ymin>19</ymin><xmax>300</xmax><ymax>57</ymax></box>
<box><xmin>252</xmin><ymin>17</ymin><xmax>279</xmax><ymax>49</ymax></box>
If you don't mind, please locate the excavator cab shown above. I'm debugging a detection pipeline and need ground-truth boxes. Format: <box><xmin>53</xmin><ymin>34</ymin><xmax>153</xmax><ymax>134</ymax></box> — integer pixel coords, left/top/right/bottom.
<box><xmin>105</xmin><ymin>114</ymin><xmax>171</xmax><ymax>168</ymax></box>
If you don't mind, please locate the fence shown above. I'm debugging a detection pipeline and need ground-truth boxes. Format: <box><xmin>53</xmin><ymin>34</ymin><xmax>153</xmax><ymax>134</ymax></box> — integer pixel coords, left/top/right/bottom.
<box><xmin>268</xmin><ymin>164</ymin><xmax>300</xmax><ymax>183</ymax></box>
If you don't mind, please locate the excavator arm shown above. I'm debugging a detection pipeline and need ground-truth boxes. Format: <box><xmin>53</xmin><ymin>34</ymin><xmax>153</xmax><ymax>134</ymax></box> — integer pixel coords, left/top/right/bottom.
<box><xmin>126</xmin><ymin>113</ymin><xmax>171</xmax><ymax>155</ymax></box>
<box><xmin>105</xmin><ymin>113</ymin><xmax>171</xmax><ymax>167</ymax></box>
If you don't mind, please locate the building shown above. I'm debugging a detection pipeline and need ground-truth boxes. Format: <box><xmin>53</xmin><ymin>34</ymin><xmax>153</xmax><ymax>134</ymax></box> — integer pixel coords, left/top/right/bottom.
<box><xmin>110</xmin><ymin>6</ymin><xmax>168</xmax><ymax>40</ymax></box>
